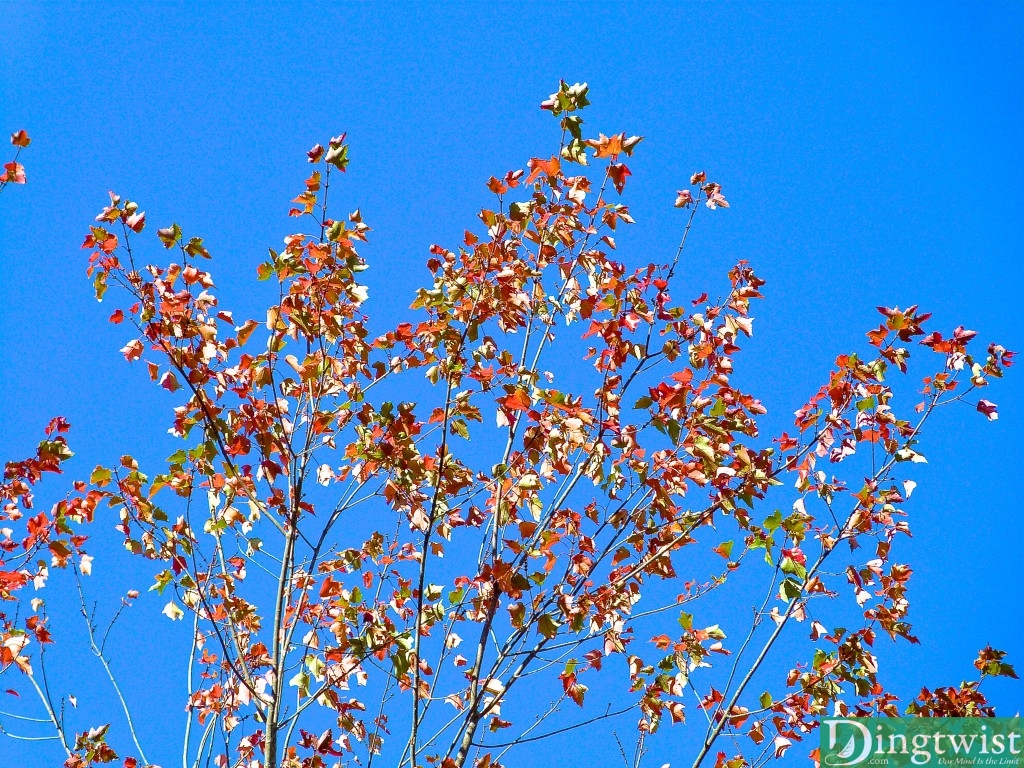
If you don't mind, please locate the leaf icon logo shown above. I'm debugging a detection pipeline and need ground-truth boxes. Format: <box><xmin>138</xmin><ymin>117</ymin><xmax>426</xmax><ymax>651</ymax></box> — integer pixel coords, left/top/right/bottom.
<box><xmin>837</xmin><ymin>734</ymin><xmax>858</xmax><ymax>759</ymax></box>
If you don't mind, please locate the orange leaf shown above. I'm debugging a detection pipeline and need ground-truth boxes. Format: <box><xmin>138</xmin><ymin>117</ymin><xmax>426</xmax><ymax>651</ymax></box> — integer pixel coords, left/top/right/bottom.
<box><xmin>503</xmin><ymin>389</ymin><xmax>532</xmax><ymax>412</ymax></box>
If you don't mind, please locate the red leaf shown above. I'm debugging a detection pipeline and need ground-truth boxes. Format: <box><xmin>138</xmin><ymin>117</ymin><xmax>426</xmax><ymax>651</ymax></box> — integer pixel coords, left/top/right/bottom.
<box><xmin>977</xmin><ymin>400</ymin><xmax>998</xmax><ymax>421</ymax></box>
<box><xmin>3</xmin><ymin>161</ymin><xmax>26</xmax><ymax>184</ymax></box>
<box><xmin>125</xmin><ymin>211</ymin><xmax>146</xmax><ymax>232</ymax></box>
<box><xmin>608</xmin><ymin>163</ymin><xmax>631</xmax><ymax>194</ymax></box>
<box><xmin>525</xmin><ymin>156</ymin><xmax>561</xmax><ymax>184</ymax></box>
<box><xmin>160</xmin><ymin>372</ymin><xmax>181</xmax><ymax>392</ymax></box>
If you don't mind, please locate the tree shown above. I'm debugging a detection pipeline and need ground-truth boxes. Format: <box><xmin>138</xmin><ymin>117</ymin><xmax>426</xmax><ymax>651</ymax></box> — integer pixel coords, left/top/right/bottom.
<box><xmin>1</xmin><ymin>83</ymin><xmax>1017</xmax><ymax>768</ymax></box>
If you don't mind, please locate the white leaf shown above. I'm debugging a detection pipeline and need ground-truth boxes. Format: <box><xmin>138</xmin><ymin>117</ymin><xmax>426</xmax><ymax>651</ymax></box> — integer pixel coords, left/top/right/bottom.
<box><xmin>317</xmin><ymin>464</ymin><xmax>334</xmax><ymax>486</ymax></box>
<box><xmin>773</xmin><ymin>735</ymin><xmax>793</xmax><ymax>758</ymax></box>
<box><xmin>350</xmin><ymin>285</ymin><xmax>369</xmax><ymax>305</ymax></box>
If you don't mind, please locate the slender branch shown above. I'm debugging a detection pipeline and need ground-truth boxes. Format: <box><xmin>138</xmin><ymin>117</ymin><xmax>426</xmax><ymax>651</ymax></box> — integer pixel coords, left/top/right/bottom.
<box><xmin>0</xmin><ymin>730</ymin><xmax>59</xmax><ymax>742</ymax></box>
<box><xmin>0</xmin><ymin>710</ymin><xmax>50</xmax><ymax>723</ymax></box>
<box><xmin>72</xmin><ymin>564</ymin><xmax>149</xmax><ymax>764</ymax></box>
<box><xmin>27</xmin><ymin>670</ymin><xmax>70</xmax><ymax>757</ymax></box>
<box><xmin>477</xmin><ymin>702</ymin><xmax>636</xmax><ymax>750</ymax></box>
<box><xmin>264</xmin><ymin>518</ymin><xmax>298</xmax><ymax>768</ymax></box>
<box><xmin>184</xmin><ymin>606</ymin><xmax>201</xmax><ymax>768</ymax></box>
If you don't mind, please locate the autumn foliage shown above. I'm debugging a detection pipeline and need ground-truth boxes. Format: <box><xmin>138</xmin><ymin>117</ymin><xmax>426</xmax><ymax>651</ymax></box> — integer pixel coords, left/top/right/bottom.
<box><xmin>1</xmin><ymin>129</ymin><xmax>30</xmax><ymax>192</ymax></box>
<box><xmin>1</xmin><ymin>84</ymin><xmax>1017</xmax><ymax>768</ymax></box>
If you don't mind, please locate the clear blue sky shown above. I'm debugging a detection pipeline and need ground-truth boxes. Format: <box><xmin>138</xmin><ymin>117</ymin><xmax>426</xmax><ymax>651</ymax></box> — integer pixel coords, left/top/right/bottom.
<box><xmin>1</xmin><ymin>4</ymin><xmax>1021</xmax><ymax>766</ymax></box>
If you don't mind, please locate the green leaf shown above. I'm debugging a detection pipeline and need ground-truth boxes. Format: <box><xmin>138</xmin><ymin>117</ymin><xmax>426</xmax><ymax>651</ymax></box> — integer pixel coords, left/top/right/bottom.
<box><xmin>780</xmin><ymin>557</ymin><xmax>806</xmax><ymax>580</ymax></box>
<box><xmin>759</xmin><ymin>691</ymin><xmax>773</xmax><ymax>709</ymax></box>
<box><xmin>325</xmin><ymin>142</ymin><xmax>349</xmax><ymax>171</ymax></box>
<box><xmin>537</xmin><ymin>613</ymin><xmax>560</xmax><ymax>639</ymax></box>
<box><xmin>856</xmin><ymin>396</ymin><xmax>877</xmax><ymax>412</ymax></box>
<box><xmin>157</xmin><ymin>223</ymin><xmax>182</xmax><ymax>248</ymax></box>
<box><xmin>90</xmin><ymin>466</ymin><xmax>112</xmax><ymax>486</ymax></box>
<box><xmin>779</xmin><ymin>578</ymin><xmax>803</xmax><ymax>601</ymax></box>
<box><xmin>704</xmin><ymin>624</ymin><xmax>726</xmax><ymax>640</ymax></box>
<box><xmin>150</xmin><ymin>570</ymin><xmax>175</xmax><ymax>595</ymax></box>
<box><xmin>677</xmin><ymin>611</ymin><xmax>693</xmax><ymax>631</ymax></box>
<box><xmin>692</xmin><ymin>437</ymin><xmax>715</xmax><ymax>462</ymax></box>
<box><xmin>996</xmin><ymin>662</ymin><xmax>1018</xmax><ymax>678</ymax></box>
<box><xmin>184</xmin><ymin>236</ymin><xmax>210</xmax><ymax>259</ymax></box>
<box><xmin>326</xmin><ymin>220</ymin><xmax>345</xmax><ymax>242</ymax></box>
<box><xmin>391</xmin><ymin>650</ymin><xmax>410</xmax><ymax>678</ymax></box>
<box><xmin>305</xmin><ymin>654</ymin><xmax>325</xmax><ymax>680</ymax></box>
<box><xmin>562</xmin><ymin>115</ymin><xmax>584</xmax><ymax>139</ymax></box>
<box><xmin>94</xmin><ymin>271</ymin><xmax>108</xmax><ymax>302</ymax></box>
<box><xmin>561</xmin><ymin>138</ymin><xmax>588</xmax><ymax>165</ymax></box>
<box><xmin>508</xmin><ymin>201</ymin><xmax>532</xmax><ymax>221</ymax></box>
<box><xmin>289</xmin><ymin>670</ymin><xmax>310</xmax><ymax>695</ymax></box>
<box><xmin>425</xmin><ymin>584</ymin><xmax>443</xmax><ymax>601</ymax></box>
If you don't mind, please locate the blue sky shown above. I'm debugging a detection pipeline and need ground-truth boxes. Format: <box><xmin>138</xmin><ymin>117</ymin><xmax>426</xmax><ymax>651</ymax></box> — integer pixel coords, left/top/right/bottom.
<box><xmin>1</xmin><ymin>4</ymin><xmax>1022</xmax><ymax>767</ymax></box>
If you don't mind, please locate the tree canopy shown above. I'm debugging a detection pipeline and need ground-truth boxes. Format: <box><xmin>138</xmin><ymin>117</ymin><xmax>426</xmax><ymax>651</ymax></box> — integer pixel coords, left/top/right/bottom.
<box><xmin>0</xmin><ymin>83</ymin><xmax>1017</xmax><ymax>768</ymax></box>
